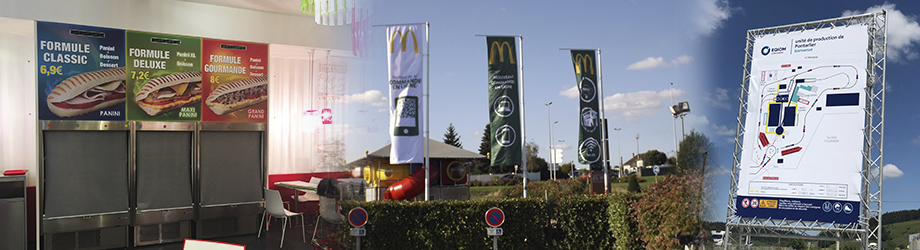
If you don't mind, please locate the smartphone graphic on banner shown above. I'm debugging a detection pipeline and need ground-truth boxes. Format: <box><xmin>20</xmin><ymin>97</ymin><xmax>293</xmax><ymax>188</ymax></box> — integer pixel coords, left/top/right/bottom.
<box><xmin>393</xmin><ymin>96</ymin><xmax>419</xmax><ymax>136</ymax></box>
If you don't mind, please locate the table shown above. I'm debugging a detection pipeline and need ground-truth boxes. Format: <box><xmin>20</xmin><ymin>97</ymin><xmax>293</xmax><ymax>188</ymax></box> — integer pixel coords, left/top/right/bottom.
<box><xmin>274</xmin><ymin>180</ymin><xmax>317</xmax><ymax>192</ymax></box>
<box><xmin>274</xmin><ymin>181</ymin><xmax>318</xmax><ymax>213</ymax></box>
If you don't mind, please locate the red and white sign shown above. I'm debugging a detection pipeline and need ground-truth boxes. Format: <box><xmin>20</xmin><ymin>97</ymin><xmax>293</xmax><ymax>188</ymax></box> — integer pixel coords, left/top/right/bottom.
<box><xmin>742</xmin><ymin>198</ymin><xmax>750</xmax><ymax>208</ymax></box>
<box><xmin>348</xmin><ymin>207</ymin><xmax>368</xmax><ymax>227</ymax></box>
<box><xmin>485</xmin><ymin>207</ymin><xmax>505</xmax><ymax>227</ymax></box>
<box><xmin>751</xmin><ymin>198</ymin><xmax>760</xmax><ymax>208</ymax></box>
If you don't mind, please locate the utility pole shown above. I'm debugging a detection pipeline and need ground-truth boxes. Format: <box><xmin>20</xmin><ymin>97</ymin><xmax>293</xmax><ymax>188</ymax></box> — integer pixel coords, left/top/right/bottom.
<box><xmin>635</xmin><ymin>134</ymin><xmax>641</xmax><ymax>177</ymax></box>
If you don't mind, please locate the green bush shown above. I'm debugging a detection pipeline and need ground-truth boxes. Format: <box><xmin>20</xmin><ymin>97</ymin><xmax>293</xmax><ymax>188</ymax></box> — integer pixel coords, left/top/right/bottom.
<box><xmin>627</xmin><ymin>175</ymin><xmax>641</xmax><ymax>193</ymax></box>
<box><xmin>340</xmin><ymin>198</ymin><xmax>547</xmax><ymax>250</ymax></box>
<box><xmin>339</xmin><ymin>193</ymin><xmax>644</xmax><ymax>250</ymax></box>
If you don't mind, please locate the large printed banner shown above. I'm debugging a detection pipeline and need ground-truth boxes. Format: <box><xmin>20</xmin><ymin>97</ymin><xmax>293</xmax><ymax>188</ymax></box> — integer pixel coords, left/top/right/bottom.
<box><xmin>736</xmin><ymin>25</ymin><xmax>868</xmax><ymax>224</ymax></box>
<box><xmin>126</xmin><ymin>31</ymin><xmax>202</xmax><ymax>121</ymax></box>
<box><xmin>571</xmin><ymin>50</ymin><xmax>601</xmax><ymax>166</ymax></box>
<box><xmin>38</xmin><ymin>21</ymin><xmax>126</xmax><ymax>120</ymax></box>
<box><xmin>487</xmin><ymin>36</ymin><xmax>521</xmax><ymax>167</ymax></box>
<box><xmin>387</xmin><ymin>25</ymin><xmax>424</xmax><ymax>164</ymax></box>
<box><xmin>201</xmin><ymin>39</ymin><xmax>268</xmax><ymax>123</ymax></box>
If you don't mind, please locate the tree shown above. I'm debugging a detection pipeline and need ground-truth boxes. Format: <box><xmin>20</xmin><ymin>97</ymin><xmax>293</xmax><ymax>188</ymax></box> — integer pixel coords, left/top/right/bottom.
<box><xmin>478</xmin><ymin>124</ymin><xmax>490</xmax><ymax>156</ymax></box>
<box><xmin>642</xmin><ymin>149</ymin><xmax>668</xmax><ymax>166</ymax></box>
<box><xmin>559</xmin><ymin>162</ymin><xmax>575</xmax><ymax>179</ymax></box>
<box><xmin>442</xmin><ymin>123</ymin><xmax>462</xmax><ymax>148</ymax></box>
<box><xmin>525</xmin><ymin>141</ymin><xmax>549</xmax><ymax>175</ymax></box>
<box><xmin>677</xmin><ymin>130</ymin><xmax>713</xmax><ymax>172</ymax></box>
<box><xmin>627</xmin><ymin>175</ymin><xmax>641</xmax><ymax>193</ymax></box>
<box><xmin>472</xmin><ymin>124</ymin><xmax>495</xmax><ymax>174</ymax></box>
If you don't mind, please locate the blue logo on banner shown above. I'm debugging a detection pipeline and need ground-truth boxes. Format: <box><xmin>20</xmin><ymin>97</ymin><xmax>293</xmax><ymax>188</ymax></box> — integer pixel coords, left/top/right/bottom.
<box><xmin>833</xmin><ymin>202</ymin><xmax>843</xmax><ymax>213</ymax></box>
<box><xmin>843</xmin><ymin>203</ymin><xmax>854</xmax><ymax>214</ymax></box>
<box><xmin>761</xmin><ymin>46</ymin><xmax>771</xmax><ymax>55</ymax></box>
<box><xmin>822</xmin><ymin>202</ymin><xmax>833</xmax><ymax>212</ymax></box>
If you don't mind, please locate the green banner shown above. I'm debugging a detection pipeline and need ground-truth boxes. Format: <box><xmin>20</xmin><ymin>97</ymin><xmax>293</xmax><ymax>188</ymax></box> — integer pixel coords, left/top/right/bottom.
<box><xmin>571</xmin><ymin>50</ymin><xmax>602</xmax><ymax>165</ymax></box>
<box><xmin>487</xmin><ymin>36</ymin><xmax>521</xmax><ymax>167</ymax></box>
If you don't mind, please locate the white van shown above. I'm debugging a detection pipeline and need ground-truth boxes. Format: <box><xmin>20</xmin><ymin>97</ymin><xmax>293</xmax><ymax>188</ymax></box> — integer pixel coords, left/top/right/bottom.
<box><xmin>711</xmin><ymin>230</ymin><xmax>725</xmax><ymax>246</ymax></box>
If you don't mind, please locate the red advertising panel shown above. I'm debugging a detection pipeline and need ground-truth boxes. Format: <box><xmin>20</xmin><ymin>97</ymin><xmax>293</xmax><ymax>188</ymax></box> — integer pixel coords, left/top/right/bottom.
<box><xmin>200</xmin><ymin>39</ymin><xmax>268</xmax><ymax>123</ymax></box>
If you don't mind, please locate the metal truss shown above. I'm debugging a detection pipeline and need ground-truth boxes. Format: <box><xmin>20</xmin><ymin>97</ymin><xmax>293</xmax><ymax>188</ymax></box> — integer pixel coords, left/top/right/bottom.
<box><xmin>724</xmin><ymin>12</ymin><xmax>887</xmax><ymax>249</ymax></box>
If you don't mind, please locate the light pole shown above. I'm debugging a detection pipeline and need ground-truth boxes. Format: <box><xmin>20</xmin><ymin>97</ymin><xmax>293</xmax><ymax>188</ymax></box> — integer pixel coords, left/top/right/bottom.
<box><xmin>635</xmin><ymin>134</ymin><xmax>641</xmax><ymax>177</ymax></box>
<box><xmin>670</xmin><ymin>83</ymin><xmax>678</xmax><ymax>165</ymax></box>
<box><xmin>551</xmin><ymin>121</ymin><xmax>558</xmax><ymax>180</ymax></box>
<box><xmin>545</xmin><ymin>102</ymin><xmax>553</xmax><ymax>180</ymax></box>
<box><xmin>669</xmin><ymin>101</ymin><xmax>691</xmax><ymax>139</ymax></box>
<box><xmin>614</xmin><ymin>128</ymin><xmax>622</xmax><ymax>177</ymax></box>
<box><xmin>669</xmin><ymin>101</ymin><xmax>690</xmax><ymax>169</ymax></box>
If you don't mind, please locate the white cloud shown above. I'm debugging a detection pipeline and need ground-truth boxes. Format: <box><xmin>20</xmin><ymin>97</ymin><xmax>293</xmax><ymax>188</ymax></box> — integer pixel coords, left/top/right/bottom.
<box><xmin>560</xmin><ymin>85</ymin><xmax>579</xmax><ymax>99</ymax></box>
<box><xmin>712</xmin><ymin>124</ymin><xmax>735</xmax><ymax>136</ymax></box>
<box><xmin>627</xmin><ymin>57</ymin><xmax>668</xmax><ymax>70</ymax></box>
<box><xmin>871</xmin><ymin>164</ymin><xmax>904</xmax><ymax>179</ymax></box>
<box><xmin>672</xmin><ymin>55</ymin><xmax>694</xmax><ymax>65</ymax></box>
<box><xmin>913</xmin><ymin>135</ymin><xmax>920</xmax><ymax>145</ymax></box>
<box><xmin>342</xmin><ymin>90</ymin><xmax>387</xmax><ymax>106</ymax></box>
<box><xmin>706</xmin><ymin>87</ymin><xmax>733</xmax><ymax>110</ymax></box>
<box><xmin>626</xmin><ymin>55</ymin><xmax>694</xmax><ymax>70</ymax></box>
<box><xmin>843</xmin><ymin>3</ymin><xmax>920</xmax><ymax>62</ymax></box>
<box><xmin>604</xmin><ymin>89</ymin><xmax>685</xmax><ymax>117</ymax></box>
<box><xmin>693</xmin><ymin>0</ymin><xmax>733</xmax><ymax>36</ymax></box>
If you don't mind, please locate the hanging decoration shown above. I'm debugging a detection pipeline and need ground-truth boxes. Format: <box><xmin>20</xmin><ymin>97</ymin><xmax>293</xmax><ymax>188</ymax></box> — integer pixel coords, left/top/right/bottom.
<box><xmin>302</xmin><ymin>0</ymin><xmax>371</xmax><ymax>57</ymax></box>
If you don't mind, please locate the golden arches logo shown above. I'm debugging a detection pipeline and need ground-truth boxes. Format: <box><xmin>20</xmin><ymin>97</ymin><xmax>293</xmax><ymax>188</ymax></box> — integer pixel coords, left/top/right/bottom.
<box><xmin>389</xmin><ymin>29</ymin><xmax>419</xmax><ymax>53</ymax></box>
<box><xmin>574</xmin><ymin>53</ymin><xmax>595</xmax><ymax>75</ymax></box>
<box><xmin>489</xmin><ymin>41</ymin><xmax>516</xmax><ymax>65</ymax></box>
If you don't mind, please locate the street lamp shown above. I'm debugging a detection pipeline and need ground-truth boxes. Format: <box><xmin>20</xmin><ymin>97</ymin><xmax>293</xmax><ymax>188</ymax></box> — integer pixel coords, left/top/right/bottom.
<box><xmin>669</xmin><ymin>101</ymin><xmax>691</xmax><ymax>139</ymax></box>
<box><xmin>635</xmin><ymin>134</ymin><xmax>641</xmax><ymax>177</ymax></box>
<box><xmin>545</xmin><ymin>102</ymin><xmax>553</xmax><ymax>180</ymax></box>
<box><xmin>551</xmin><ymin>121</ymin><xmax>558</xmax><ymax>180</ymax></box>
<box><xmin>613</xmin><ymin>128</ymin><xmax>622</xmax><ymax>177</ymax></box>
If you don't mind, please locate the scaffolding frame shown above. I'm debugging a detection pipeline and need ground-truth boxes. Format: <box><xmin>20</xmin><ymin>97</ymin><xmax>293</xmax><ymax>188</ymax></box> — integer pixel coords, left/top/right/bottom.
<box><xmin>725</xmin><ymin>11</ymin><xmax>887</xmax><ymax>248</ymax></box>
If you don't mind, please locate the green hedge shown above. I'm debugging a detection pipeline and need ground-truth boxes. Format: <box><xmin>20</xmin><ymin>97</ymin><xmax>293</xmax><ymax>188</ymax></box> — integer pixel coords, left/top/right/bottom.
<box><xmin>338</xmin><ymin>193</ymin><xmax>644</xmax><ymax>250</ymax></box>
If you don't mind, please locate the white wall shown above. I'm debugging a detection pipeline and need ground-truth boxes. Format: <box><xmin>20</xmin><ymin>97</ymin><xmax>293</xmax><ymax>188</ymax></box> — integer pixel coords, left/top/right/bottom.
<box><xmin>0</xmin><ymin>17</ymin><xmax>38</xmax><ymax>184</ymax></box>
<box><xmin>0</xmin><ymin>0</ymin><xmax>351</xmax><ymax>50</ymax></box>
<box><xmin>0</xmin><ymin>0</ymin><xmax>355</xmax><ymax>180</ymax></box>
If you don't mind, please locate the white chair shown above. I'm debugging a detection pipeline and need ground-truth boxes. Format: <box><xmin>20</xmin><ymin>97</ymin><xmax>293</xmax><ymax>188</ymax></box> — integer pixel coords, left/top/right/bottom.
<box><xmin>259</xmin><ymin>188</ymin><xmax>305</xmax><ymax>248</ymax></box>
<box><xmin>311</xmin><ymin>196</ymin><xmax>346</xmax><ymax>242</ymax></box>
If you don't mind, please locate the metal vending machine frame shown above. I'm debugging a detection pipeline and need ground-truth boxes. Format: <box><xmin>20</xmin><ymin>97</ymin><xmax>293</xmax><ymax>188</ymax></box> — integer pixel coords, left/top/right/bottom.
<box><xmin>195</xmin><ymin>122</ymin><xmax>266</xmax><ymax>239</ymax></box>
<box><xmin>132</xmin><ymin>121</ymin><xmax>196</xmax><ymax>246</ymax></box>
<box><xmin>40</xmin><ymin>120</ymin><xmax>131</xmax><ymax>250</ymax></box>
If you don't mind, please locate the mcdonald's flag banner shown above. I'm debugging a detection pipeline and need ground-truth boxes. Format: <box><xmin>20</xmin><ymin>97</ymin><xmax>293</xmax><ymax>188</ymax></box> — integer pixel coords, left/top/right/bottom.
<box><xmin>387</xmin><ymin>25</ymin><xmax>424</xmax><ymax>164</ymax></box>
<box><xmin>486</xmin><ymin>36</ymin><xmax>522</xmax><ymax>166</ymax></box>
<box><xmin>571</xmin><ymin>50</ymin><xmax>602</xmax><ymax>165</ymax></box>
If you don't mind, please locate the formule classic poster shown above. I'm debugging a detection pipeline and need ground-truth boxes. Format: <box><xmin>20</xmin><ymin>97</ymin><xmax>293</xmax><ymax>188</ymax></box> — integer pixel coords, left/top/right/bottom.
<box><xmin>37</xmin><ymin>21</ymin><xmax>126</xmax><ymax>121</ymax></box>
<box><xmin>125</xmin><ymin>31</ymin><xmax>202</xmax><ymax>121</ymax></box>
<box><xmin>200</xmin><ymin>39</ymin><xmax>268</xmax><ymax>123</ymax></box>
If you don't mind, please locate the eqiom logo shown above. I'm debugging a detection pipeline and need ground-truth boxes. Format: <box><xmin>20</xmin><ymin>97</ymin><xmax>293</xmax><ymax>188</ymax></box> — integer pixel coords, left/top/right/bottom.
<box><xmin>761</xmin><ymin>45</ymin><xmax>787</xmax><ymax>56</ymax></box>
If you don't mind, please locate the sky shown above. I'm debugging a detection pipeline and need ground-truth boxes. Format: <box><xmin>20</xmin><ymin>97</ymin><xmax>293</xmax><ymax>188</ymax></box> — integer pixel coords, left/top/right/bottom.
<box><xmin>335</xmin><ymin>0</ymin><xmax>920</xmax><ymax>219</ymax></box>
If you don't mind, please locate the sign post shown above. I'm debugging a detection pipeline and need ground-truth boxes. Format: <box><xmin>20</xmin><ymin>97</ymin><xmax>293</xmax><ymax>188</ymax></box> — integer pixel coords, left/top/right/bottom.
<box><xmin>653</xmin><ymin>165</ymin><xmax>660</xmax><ymax>182</ymax></box>
<box><xmin>485</xmin><ymin>207</ymin><xmax>505</xmax><ymax>250</ymax></box>
<box><xmin>348</xmin><ymin>207</ymin><xmax>368</xmax><ymax>250</ymax></box>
